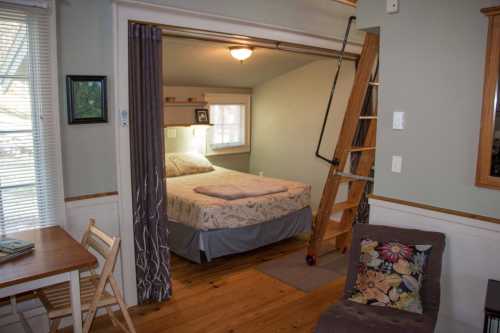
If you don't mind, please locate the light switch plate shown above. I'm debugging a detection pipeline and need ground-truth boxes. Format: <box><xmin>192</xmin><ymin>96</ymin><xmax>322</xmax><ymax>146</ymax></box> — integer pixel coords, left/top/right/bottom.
<box><xmin>393</xmin><ymin>111</ymin><xmax>405</xmax><ymax>130</ymax></box>
<box><xmin>386</xmin><ymin>0</ymin><xmax>399</xmax><ymax>14</ymax></box>
<box><xmin>392</xmin><ymin>155</ymin><xmax>402</xmax><ymax>173</ymax></box>
<box><xmin>167</xmin><ymin>128</ymin><xmax>177</xmax><ymax>138</ymax></box>
<box><xmin>120</xmin><ymin>110</ymin><xmax>128</xmax><ymax>127</ymax></box>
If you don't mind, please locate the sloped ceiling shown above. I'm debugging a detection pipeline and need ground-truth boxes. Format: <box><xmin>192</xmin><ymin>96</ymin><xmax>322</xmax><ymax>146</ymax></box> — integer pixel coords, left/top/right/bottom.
<box><xmin>163</xmin><ymin>36</ymin><xmax>327</xmax><ymax>88</ymax></box>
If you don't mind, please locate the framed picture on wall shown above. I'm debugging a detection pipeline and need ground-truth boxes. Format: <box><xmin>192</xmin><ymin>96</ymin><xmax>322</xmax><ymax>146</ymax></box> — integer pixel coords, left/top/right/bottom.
<box><xmin>194</xmin><ymin>108</ymin><xmax>210</xmax><ymax>124</ymax></box>
<box><xmin>66</xmin><ymin>75</ymin><xmax>108</xmax><ymax>124</ymax></box>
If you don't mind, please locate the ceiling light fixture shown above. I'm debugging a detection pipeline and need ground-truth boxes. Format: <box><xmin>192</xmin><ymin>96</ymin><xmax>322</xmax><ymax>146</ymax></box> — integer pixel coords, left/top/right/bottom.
<box><xmin>229</xmin><ymin>46</ymin><xmax>253</xmax><ymax>63</ymax></box>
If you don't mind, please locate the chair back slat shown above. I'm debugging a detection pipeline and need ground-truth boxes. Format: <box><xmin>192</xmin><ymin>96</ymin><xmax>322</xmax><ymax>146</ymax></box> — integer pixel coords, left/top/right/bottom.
<box><xmin>87</xmin><ymin>237</ymin><xmax>110</xmax><ymax>258</ymax></box>
<box><xmin>81</xmin><ymin>219</ymin><xmax>120</xmax><ymax>282</ymax></box>
<box><xmin>89</xmin><ymin>225</ymin><xmax>114</xmax><ymax>246</ymax></box>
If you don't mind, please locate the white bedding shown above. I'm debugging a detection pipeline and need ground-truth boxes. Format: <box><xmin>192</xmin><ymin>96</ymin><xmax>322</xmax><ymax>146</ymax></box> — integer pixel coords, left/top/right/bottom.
<box><xmin>166</xmin><ymin>167</ymin><xmax>311</xmax><ymax>230</ymax></box>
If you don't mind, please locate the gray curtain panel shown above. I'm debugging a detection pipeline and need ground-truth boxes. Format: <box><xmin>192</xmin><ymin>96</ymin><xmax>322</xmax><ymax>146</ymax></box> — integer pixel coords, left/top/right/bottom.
<box><xmin>128</xmin><ymin>23</ymin><xmax>171</xmax><ymax>303</ymax></box>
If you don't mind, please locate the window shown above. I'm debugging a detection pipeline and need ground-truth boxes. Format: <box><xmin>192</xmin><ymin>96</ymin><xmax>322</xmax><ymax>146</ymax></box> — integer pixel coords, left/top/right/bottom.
<box><xmin>205</xmin><ymin>94</ymin><xmax>251</xmax><ymax>155</ymax></box>
<box><xmin>0</xmin><ymin>2</ymin><xmax>63</xmax><ymax>234</ymax></box>
<box><xmin>477</xmin><ymin>6</ymin><xmax>500</xmax><ymax>189</ymax></box>
<box><xmin>209</xmin><ymin>104</ymin><xmax>245</xmax><ymax>149</ymax></box>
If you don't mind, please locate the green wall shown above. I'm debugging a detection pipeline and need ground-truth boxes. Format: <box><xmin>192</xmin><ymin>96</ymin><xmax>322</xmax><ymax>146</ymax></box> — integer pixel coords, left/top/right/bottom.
<box><xmin>250</xmin><ymin>59</ymin><xmax>356</xmax><ymax>210</ymax></box>
<box><xmin>57</xmin><ymin>0</ymin><xmax>116</xmax><ymax>197</ymax></box>
<box><xmin>357</xmin><ymin>0</ymin><xmax>500</xmax><ymax>218</ymax></box>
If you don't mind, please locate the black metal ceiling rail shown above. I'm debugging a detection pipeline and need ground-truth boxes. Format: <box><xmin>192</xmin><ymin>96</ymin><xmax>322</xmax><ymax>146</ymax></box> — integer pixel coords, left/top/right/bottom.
<box><xmin>315</xmin><ymin>16</ymin><xmax>356</xmax><ymax>166</ymax></box>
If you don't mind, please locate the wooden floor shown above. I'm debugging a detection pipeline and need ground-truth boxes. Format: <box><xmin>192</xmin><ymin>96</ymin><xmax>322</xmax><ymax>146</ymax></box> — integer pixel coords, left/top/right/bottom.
<box><xmin>66</xmin><ymin>237</ymin><xmax>345</xmax><ymax>333</ymax></box>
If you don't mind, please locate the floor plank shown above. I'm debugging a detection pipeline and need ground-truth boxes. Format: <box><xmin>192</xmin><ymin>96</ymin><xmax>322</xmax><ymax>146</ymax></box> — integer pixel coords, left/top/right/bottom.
<box><xmin>62</xmin><ymin>237</ymin><xmax>345</xmax><ymax>333</ymax></box>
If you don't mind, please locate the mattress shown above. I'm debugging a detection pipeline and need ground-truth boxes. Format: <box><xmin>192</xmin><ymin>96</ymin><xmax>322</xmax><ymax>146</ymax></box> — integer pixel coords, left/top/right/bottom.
<box><xmin>166</xmin><ymin>167</ymin><xmax>311</xmax><ymax>230</ymax></box>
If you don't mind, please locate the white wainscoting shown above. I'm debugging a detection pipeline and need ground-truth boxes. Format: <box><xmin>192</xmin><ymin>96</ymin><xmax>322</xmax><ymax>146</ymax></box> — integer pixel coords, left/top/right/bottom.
<box><xmin>369</xmin><ymin>197</ymin><xmax>500</xmax><ymax>333</ymax></box>
<box><xmin>0</xmin><ymin>194</ymin><xmax>122</xmax><ymax>333</ymax></box>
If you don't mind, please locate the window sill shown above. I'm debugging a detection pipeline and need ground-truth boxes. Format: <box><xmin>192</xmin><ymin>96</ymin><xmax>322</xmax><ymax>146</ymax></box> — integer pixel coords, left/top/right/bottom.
<box><xmin>206</xmin><ymin>145</ymin><xmax>250</xmax><ymax>156</ymax></box>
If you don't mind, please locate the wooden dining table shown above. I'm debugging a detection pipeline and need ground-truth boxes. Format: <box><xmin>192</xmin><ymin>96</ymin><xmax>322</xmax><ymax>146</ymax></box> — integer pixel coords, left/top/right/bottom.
<box><xmin>0</xmin><ymin>226</ymin><xmax>97</xmax><ymax>333</ymax></box>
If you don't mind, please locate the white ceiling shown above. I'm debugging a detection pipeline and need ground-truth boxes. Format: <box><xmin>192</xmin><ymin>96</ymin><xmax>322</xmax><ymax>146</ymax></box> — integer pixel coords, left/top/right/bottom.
<box><xmin>163</xmin><ymin>36</ymin><xmax>328</xmax><ymax>88</ymax></box>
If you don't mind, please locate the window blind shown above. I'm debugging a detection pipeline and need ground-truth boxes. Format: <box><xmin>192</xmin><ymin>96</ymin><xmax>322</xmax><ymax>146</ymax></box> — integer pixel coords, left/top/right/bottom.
<box><xmin>0</xmin><ymin>1</ymin><xmax>49</xmax><ymax>9</ymax></box>
<box><xmin>0</xmin><ymin>3</ymin><xmax>61</xmax><ymax>234</ymax></box>
<box><xmin>209</xmin><ymin>104</ymin><xmax>245</xmax><ymax>148</ymax></box>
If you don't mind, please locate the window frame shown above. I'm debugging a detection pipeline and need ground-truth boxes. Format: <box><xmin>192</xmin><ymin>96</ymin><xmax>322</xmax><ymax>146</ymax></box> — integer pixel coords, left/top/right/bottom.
<box><xmin>477</xmin><ymin>7</ymin><xmax>500</xmax><ymax>190</ymax></box>
<box><xmin>204</xmin><ymin>93</ymin><xmax>251</xmax><ymax>156</ymax></box>
<box><xmin>0</xmin><ymin>0</ymin><xmax>66</xmax><ymax>233</ymax></box>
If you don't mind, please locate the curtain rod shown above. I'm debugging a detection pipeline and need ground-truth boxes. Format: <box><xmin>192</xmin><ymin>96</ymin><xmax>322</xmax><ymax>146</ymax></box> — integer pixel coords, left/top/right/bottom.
<box><xmin>159</xmin><ymin>25</ymin><xmax>359</xmax><ymax>61</ymax></box>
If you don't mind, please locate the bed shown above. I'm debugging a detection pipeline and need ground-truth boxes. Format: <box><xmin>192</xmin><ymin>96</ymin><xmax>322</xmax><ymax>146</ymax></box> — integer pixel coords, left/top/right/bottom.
<box><xmin>165</xmin><ymin>152</ymin><xmax>312</xmax><ymax>263</ymax></box>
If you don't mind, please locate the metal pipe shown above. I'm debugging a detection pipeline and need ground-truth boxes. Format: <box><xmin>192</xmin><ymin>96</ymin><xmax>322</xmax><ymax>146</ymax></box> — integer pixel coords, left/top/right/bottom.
<box><xmin>160</xmin><ymin>24</ymin><xmax>360</xmax><ymax>60</ymax></box>
<box><xmin>315</xmin><ymin>16</ymin><xmax>356</xmax><ymax>166</ymax></box>
<box><xmin>336</xmin><ymin>171</ymin><xmax>374</xmax><ymax>182</ymax></box>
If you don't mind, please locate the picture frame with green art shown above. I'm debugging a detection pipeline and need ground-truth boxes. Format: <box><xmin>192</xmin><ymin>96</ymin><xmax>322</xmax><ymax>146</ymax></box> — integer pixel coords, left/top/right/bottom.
<box><xmin>66</xmin><ymin>75</ymin><xmax>107</xmax><ymax>124</ymax></box>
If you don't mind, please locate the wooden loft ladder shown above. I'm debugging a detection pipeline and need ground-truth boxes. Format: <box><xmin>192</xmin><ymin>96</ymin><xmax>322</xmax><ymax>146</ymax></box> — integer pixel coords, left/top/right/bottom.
<box><xmin>306</xmin><ymin>32</ymin><xmax>379</xmax><ymax>266</ymax></box>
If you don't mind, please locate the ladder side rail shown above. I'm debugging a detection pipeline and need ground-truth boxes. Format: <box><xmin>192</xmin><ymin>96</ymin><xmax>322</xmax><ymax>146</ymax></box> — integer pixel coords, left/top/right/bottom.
<box><xmin>336</xmin><ymin>70</ymin><xmax>379</xmax><ymax>252</ymax></box>
<box><xmin>336</xmin><ymin>118</ymin><xmax>378</xmax><ymax>251</ymax></box>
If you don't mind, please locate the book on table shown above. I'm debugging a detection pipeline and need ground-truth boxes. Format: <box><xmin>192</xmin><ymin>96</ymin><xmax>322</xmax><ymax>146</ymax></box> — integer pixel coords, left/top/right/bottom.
<box><xmin>0</xmin><ymin>237</ymin><xmax>35</xmax><ymax>264</ymax></box>
<box><xmin>0</xmin><ymin>247</ymin><xmax>33</xmax><ymax>264</ymax></box>
<box><xmin>0</xmin><ymin>237</ymin><xmax>34</xmax><ymax>254</ymax></box>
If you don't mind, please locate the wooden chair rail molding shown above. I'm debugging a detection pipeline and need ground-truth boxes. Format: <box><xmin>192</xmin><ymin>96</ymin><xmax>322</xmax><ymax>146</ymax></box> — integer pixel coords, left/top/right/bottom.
<box><xmin>65</xmin><ymin>192</ymin><xmax>119</xmax><ymax>202</ymax></box>
<box><xmin>369</xmin><ymin>194</ymin><xmax>500</xmax><ymax>225</ymax></box>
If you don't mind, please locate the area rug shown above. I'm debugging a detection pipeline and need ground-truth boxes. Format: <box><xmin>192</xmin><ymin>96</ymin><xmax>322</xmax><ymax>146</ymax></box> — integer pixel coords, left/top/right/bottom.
<box><xmin>256</xmin><ymin>250</ymin><xmax>349</xmax><ymax>292</ymax></box>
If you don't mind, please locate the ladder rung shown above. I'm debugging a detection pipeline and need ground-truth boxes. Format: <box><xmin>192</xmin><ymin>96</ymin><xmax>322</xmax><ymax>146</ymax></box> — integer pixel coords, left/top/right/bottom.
<box><xmin>359</xmin><ymin>116</ymin><xmax>378</xmax><ymax>120</ymax></box>
<box><xmin>323</xmin><ymin>221</ymin><xmax>351</xmax><ymax>240</ymax></box>
<box><xmin>368</xmin><ymin>81</ymin><xmax>380</xmax><ymax>86</ymax></box>
<box><xmin>348</xmin><ymin>146</ymin><xmax>376</xmax><ymax>152</ymax></box>
<box><xmin>336</xmin><ymin>172</ymin><xmax>374</xmax><ymax>182</ymax></box>
<box><xmin>331</xmin><ymin>200</ymin><xmax>358</xmax><ymax>213</ymax></box>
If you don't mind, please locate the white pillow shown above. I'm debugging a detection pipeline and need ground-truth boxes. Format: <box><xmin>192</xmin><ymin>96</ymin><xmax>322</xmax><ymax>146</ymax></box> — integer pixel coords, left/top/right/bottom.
<box><xmin>165</xmin><ymin>155</ymin><xmax>181</xmax><ymax>178</ymax></box>
<box><xmin>167</xmin><ymin>152</ymin><xmax>214</xmax><ymax>176</ymax></box>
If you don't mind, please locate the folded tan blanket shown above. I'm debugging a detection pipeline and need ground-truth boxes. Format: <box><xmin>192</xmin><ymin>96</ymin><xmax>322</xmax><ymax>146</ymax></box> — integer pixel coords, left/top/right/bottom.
<box><xmin>194</xmin><ymin>180</ymin><xmax>288</xmax><ymax>200</ymax></box>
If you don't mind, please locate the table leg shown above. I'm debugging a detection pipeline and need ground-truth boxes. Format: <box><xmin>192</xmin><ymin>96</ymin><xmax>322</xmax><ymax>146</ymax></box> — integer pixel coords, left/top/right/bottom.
<box><xmin>69</xmin><ymin>270</ymin><xmax>82</xmax><ymax>333</ymax></box>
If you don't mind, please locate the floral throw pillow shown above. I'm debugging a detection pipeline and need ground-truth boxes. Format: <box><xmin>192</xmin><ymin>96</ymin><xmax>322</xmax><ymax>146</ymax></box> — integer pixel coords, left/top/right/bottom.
<box><xmin>348</xmin><ymin>239</ymin><xmax>432</xmax><ymax>314</ymax></box>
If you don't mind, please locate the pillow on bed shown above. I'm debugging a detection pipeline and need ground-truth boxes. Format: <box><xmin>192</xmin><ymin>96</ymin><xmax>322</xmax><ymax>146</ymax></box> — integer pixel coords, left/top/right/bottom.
<box><xmin>167</xmin><ymin>152</ymin><xmax>214</xmax><ymax>176</ymax></box>
<box><xmin>165</xmin><ymin>155</ymin><xmax>181</xmax><ymax>178</ymax></box>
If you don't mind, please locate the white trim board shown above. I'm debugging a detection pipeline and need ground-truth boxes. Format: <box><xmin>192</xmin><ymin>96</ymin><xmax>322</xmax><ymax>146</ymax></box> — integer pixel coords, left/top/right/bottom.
<box><xmin>113</xmin><ymin>0</ymin><xmax>364</xmax><ymax>54</ymax></box>
<box><xmin>369</xmin><ymin>197</ymin><xmax>500</xmax><ymax>333</ymax></box>
<box><xmin>114</xmin><ymin>1</ymin><xmax>364</xmax><ymax>307</ymax></box>
<box><xmin>50</xmin><ymin>0</ymin><xmax>67</xmax><ymax>230</ymax></box>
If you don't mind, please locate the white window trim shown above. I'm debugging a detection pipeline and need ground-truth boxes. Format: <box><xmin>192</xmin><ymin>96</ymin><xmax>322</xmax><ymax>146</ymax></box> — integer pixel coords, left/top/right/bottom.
<box><xmin>204</xmin><ymin>93</ymin><xmax>251</xmax><ymax>156</ymax></box>
<box><xmin>46</xmin><ymin>0</ymin><xmax>66</xmax><ymax>228</ymax></box>
<box><xmin>48</xmin><ymin>0</ymin><xmax>66</xmax><ymax>228</ymax></box>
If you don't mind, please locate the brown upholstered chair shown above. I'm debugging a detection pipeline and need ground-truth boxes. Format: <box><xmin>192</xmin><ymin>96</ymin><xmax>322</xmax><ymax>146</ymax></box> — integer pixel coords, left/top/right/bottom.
<box><xmin>316</xmin><ymin>224</ymin><xmax>445</xmax><ymax>333</ymax></box>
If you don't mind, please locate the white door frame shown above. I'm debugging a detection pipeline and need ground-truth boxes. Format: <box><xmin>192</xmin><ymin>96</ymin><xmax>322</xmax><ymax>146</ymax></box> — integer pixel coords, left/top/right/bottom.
<box><xmin>113</xmin><ymin>0</ymin><xmax>362</xmax><ymax>306</ymax></box>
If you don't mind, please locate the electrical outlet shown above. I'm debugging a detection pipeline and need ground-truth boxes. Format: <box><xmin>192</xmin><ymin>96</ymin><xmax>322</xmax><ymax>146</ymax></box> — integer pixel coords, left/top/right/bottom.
<box><xmin>393</xmin><ymin>111</ymin><xmax>405</xmax><ymax>130</ymax></box>
<box><xmin>386</xmin><ymin>0</ymin><xmax>399</xmax><ymax>14</ymax></box>
<box><xmin>392</xmin><ymin>155</ymin><xmax>402</xmax><ymax>173</ymax></box>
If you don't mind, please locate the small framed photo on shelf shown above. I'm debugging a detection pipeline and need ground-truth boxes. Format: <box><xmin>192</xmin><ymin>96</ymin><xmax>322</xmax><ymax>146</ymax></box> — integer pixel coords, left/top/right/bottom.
<box><xmin>66</xmin><ymin>75</ymin><xmax>107</xmax><ymax>124</ymax></box>
<box><xmin>194</xmin><ymin>108</ymin><xmax>210</xmax><ymax>124</ymax></box>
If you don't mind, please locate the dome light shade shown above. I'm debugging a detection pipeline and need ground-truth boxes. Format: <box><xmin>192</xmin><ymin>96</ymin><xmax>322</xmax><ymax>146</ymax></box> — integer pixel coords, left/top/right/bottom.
<box><xmin>229</xmin><ymin>46</ymin><xmax>253</xmax><ymax>62</ymax></box>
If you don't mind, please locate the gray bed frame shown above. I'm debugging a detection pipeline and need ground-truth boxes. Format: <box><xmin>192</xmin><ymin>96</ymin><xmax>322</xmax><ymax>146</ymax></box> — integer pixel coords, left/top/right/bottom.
<box><xmin>167</xmin><ymin>206</ymin><xmax>312</xmax><ymax>263</ymax></box>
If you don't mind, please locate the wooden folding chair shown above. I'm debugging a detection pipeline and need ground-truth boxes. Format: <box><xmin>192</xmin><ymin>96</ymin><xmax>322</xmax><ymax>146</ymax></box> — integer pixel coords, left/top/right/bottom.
<box><xmin>37</xmin><ymin>219</ymin><xmax>136</xmax><ymax>333</ymax></box>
